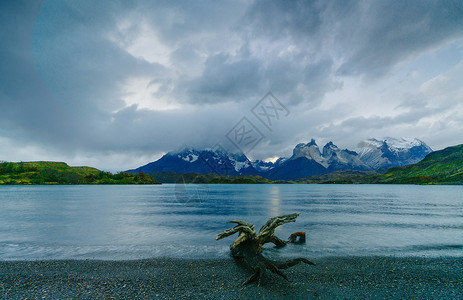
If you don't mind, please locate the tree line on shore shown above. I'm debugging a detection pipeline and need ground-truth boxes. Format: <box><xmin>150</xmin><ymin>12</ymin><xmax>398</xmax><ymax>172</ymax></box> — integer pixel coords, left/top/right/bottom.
<box><xmin>0</xmin><ymin>161</ymin><xmax>158</xmax><ymax>185</ymax></box>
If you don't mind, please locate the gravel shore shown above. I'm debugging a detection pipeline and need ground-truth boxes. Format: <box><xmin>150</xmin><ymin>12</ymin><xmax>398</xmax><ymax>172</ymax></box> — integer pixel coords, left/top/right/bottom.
<box><xmin>1</xmin><ymin>256</ymin><xmax>462</xmax><ymax>299</ymax></box>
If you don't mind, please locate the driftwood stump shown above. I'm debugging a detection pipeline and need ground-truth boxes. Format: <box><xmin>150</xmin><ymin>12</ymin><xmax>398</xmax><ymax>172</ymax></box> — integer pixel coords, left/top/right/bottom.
<box><xmin>216</xmin><ymin>212</ymin><xmax>315</xmax><ymax>286</ymax></box>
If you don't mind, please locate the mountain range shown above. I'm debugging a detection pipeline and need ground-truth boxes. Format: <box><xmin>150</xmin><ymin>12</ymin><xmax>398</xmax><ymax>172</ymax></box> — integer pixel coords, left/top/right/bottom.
<box><xmin>127</xmin><ymin>137</ymin><xmax>433</xmax><ymax>180</ymax></box>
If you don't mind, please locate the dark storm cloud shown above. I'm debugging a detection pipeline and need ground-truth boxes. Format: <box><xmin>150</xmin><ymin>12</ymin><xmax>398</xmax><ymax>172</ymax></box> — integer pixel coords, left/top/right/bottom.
<box><xmin>1</xmin><ymin>1</ymin><xmax>165</xmax><ymax>150</ymax></box>
<box><xmin>181</xmin><ymin>0</ymin><xmax>463</xmax><ymax>104</ymax></box>
<box><xmin>1</xmin><ymin>0</ymin><xmax>462</xmax><ymax>170</ymax></box>
<box><xmin>244</xmin><ymin>0</ymin><xmax>463</xmax><ymax>78</ymax></box>
<box><xmin>242</xmin><ymin>0</ymin><xmax>326</xmax><ymax>39</ymax></box>
<box><xmin>187</xmin><ymin>52</ymin><xmax>263</xmax><ymax>103</ymax></box>
<box><xmin>336</xmin><ymin>0</ymin><xmax>463</xmax><ymax>77</ymax></box>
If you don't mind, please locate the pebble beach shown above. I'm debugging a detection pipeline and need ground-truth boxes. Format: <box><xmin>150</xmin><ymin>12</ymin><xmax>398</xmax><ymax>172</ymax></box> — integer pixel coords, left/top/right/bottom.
<box><xmin>1</xmin><ymin>256</ymin><xmax>462</xmax><ymax>299</ymax></box>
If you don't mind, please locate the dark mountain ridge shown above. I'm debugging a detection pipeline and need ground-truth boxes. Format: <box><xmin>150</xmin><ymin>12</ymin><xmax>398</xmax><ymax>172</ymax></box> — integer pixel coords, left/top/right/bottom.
<box><xmin>126</xmin><ymin>138</ymin><xmax>433</xmax><ymax>181</ymax></box>
<box><xmin>126</xmin><ymin>147</ymin><xmax>258</xmax><ymax>176</ymax></box>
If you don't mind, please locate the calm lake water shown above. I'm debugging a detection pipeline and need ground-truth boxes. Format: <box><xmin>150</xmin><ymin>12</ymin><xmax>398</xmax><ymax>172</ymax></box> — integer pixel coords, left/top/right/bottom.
<box><xmin>0</xmin><ymin>184</ymin><xmax>462</xmax><ymax>260</ymax></box>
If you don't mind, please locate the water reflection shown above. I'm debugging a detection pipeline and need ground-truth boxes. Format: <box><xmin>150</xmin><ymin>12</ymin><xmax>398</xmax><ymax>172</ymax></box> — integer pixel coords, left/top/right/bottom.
<box><xmin>268</xmin><ymin>185</ymin><xmax>282</xmax><ymax>216</ymax></box>
<box><xmin>0</xmin><ymin>184</ymin><xmax>462</xmax><ymax>260</ymax></box>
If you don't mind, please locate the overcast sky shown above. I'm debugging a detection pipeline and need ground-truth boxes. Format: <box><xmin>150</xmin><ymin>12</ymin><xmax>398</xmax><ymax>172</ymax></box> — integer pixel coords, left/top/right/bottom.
<box><xmin>1</xmin><ymin>0</ymin><xmax>463</xmax><ymax>171</ymax></box>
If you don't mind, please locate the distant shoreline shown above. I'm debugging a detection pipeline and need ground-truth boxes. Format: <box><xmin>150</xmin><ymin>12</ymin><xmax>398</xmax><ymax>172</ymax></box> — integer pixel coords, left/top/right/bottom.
<box><xmin>0</xmin><ymin>161</ymin><xmax>159</xmax><ymax>185</ymax></box>
<box><xmin>1</xmin><ymin>256</ymin><xmax>462</xmax><ymax>298</ymax></box>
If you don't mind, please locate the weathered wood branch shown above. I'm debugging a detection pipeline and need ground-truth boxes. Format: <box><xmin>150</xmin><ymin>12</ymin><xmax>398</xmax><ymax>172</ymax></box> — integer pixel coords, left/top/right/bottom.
<box><xmin>256</xmin><ymin>212</ymin><xmax>300</xmax><ymax>246</ymax></box>
<box><xmin>216</xmin><ymin>224</ymin><xmax>255</xmax><ymax>241</ymax></box>
<box><xmin>216</xmin><ymin>213</ymin><xmax>315</xmax><ymax>286</ymax></box>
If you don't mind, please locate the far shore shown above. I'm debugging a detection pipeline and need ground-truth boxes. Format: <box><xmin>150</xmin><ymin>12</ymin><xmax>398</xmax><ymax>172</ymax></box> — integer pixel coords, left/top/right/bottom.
<box><xmin>1</xmin><ymin>256</ymin><xmax>462</xmax><ymax>299</ymax></box>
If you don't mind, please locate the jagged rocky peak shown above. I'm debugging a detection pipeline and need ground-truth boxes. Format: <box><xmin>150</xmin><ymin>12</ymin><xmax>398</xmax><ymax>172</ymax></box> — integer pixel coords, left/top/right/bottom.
<box><xmin>357</xmin><ymin>137</ymin><xmax>433</xmax><ymax>169</ymax></box>
<box><xmin>128</xmin><ymin>136</ymin><xmax>434</xmax><ymax>180</ymax></box>
<box><xmin>294</xmin><ymin>138</ymin><xmax>317</xmax><ymax>149</ymax></box>
<box><xmin>291</xmin><ymin>139</ymin><xmax>358</xmax><ymax>169</ymax></box>
<box><xmin>322</xmin><ymin>141</ymin><xmax>340</xmax><ymax>157</ymax></box>
<box><xmin>307</xmin><ymin>138</ymin><xmax>317</xmax><ymax>146</ymax></box>
<box><xmin>292</xmin><ymin>139</ymin><xmax>323</xmax><ymax>161</ymax></box>
<box><xmin>292</xmin><ymin>139</ymin><xmax>346</xmax><ymax>158</ymax></box>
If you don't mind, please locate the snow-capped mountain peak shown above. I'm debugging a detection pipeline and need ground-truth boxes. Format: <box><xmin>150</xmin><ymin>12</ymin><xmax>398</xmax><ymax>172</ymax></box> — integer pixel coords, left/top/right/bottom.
<box><xmin>356</xmin><ymin>137</ymin><xmax>432</xmax><ymax>169</ymax></box>
<box><xmin>130</xmin><ymin>146</ymin><xmax>258</xmax><ymax>176</ymax></box>
<box><xmin>127</xmin><ymin>137</ymin><xmax>433</xmax><ymax>180</ymax></box>
<box><xmin>383</xmin><ymin>137</ymin><xmax>431</xmax><ymax>152</ymax></box>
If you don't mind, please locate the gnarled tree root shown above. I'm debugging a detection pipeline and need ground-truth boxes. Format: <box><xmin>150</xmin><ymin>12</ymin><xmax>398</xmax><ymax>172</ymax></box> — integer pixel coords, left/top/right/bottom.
<box><xmin>240</xmin><ymin>255</ymin><xmax>316</xmax><ymax>286</ymax></box>
<box><xmin>216</xmin><ymin>213</ymin><xmax>316</xmax><ymax>286</ymax></box>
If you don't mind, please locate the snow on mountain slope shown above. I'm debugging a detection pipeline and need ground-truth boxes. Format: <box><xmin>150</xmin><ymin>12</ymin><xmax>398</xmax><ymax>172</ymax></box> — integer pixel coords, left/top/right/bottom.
<box><xmin>127</xmin><ymin>137</ymin><xmax>433</xmax><ymax>179</ymax></box>
<box><xmin>127</xmin><ymin>147</ymin><xmax>257</xmax><ymax>175</ymax></box>
<box><xmin>357</xmin><ymin>137</ymin><xmax>432</xmax><ymax>169</ymax></box>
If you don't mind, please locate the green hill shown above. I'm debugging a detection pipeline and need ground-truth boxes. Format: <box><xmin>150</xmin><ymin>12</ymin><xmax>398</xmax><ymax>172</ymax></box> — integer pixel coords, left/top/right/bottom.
<box><xmin>0</xmin><ymin>161</ymin><xmax>159</xmax><ymax>185</ymax></box>
<box><xmin>377</xmin><ymin>144</ymin><xmax>463</xmax><ymax>184</ymax></box>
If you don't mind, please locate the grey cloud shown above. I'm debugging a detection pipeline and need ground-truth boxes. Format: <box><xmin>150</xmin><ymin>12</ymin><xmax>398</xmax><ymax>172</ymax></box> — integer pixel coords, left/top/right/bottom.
<box><xmin>98</xmin><ymin>104</ymin><xmax>244</xmax><ymax>153</ymax></box>
<box><xmin>1</xmin><ymin>0</ymin><xmax>462</xmax><ymax>170</ymax></box>
<box><xmin>1</xmin><ymin>1</ymin><xmax>165</xmax><ymax>152</ymax></box>
<box><xmin>315</xmin><ymin>105</ymin><xmax>439</xmax><ymax>149</ymax></box>
<box><xmin>242</xmin><ymin>0</ymin><xmax>325</xmax><ymax>40</ymax></box>
<box><xmin>244</xmin><ymin>0</ymin><xmax>463</xmax><ymax>79</ymax></box>
<box><xmin>336</xmin><ymin>0</ymin><xmax>463</xmax><ymax>77</ymax></box>
<box><xmin>329</xmin><ymin>104</ymin><xmax>436</xmax><ymax>133</ymax></box>
<box><xmin>135</xmin><ymin>0</ymin><xmax>248</xmax><ymax>47</ymax></box>
<box><xmin>302</xmin><ymin>59</ymin><xmax>342</xmax><ymax>102</ymax></box>
<box><xmin>187</xmin><ymin>52</ymin><xmax>263</xmax><ymax>103</ymax></box>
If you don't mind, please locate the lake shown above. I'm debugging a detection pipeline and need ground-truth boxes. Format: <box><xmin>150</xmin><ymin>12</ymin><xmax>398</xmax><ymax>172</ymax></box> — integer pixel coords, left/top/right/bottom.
<box><xmin>0</xmin><ymin>184</ymin><xmax>462</xmax><ymax>260</ymax></box>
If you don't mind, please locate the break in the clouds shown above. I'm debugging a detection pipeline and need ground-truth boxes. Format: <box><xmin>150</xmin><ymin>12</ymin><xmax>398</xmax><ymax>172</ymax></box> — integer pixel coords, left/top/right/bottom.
<box><xmin>1</xmin><ymin>0</ymin><xmax>462</xmax><ymax>171</ymax></box>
